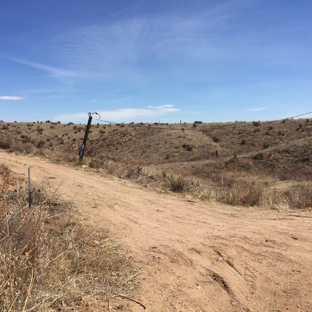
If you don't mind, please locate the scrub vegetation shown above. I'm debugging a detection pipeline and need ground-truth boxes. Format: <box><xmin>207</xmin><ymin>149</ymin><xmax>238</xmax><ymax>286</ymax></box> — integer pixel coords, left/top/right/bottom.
<box><xmin>0</xmin><ymin>163</ymin><xmax>137</xmax><ymax>311</ymax></box>
<box><xmin>1</xmin><ymin>118</ymin><xmax>312</xmax><ymax>209</ymax></box>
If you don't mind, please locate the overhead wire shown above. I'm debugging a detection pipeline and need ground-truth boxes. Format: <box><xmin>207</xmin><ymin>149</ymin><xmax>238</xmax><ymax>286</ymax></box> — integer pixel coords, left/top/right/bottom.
<box><xmin>87</xmin><ymin>110</ymin><xmax>312</xmax><ymax>131</ymax></box>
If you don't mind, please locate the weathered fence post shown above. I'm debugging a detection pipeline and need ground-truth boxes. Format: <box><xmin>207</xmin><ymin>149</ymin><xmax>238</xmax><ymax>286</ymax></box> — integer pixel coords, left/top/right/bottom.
<box><xmin>28</xmin><ymin>167</ymin><xmax>32</xmax><ymax>208</ymax></box>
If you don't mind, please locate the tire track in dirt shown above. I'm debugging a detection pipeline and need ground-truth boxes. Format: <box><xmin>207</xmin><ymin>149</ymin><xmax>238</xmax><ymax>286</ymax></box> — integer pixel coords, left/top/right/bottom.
<box><xmin>1</xmin><ymin>151</ymin><xmax>312</xmax><ymax>311</ymax></box>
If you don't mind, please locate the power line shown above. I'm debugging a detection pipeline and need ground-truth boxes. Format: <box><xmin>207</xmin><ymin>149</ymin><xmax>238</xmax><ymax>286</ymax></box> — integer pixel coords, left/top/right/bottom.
<box><xmin>87</xmin><ymin>110</ymin><xmax>312</xmax><ymax>131</ymax></box>
<box><xmin>98</xmin><ymin>119</ymin><xmax>119</xmax><ymax>124</ymax></box>
<box><xmin>282</xmin><ymin>111</ymin><xmax>312</xmax><ymax>120</ymax></box>
<box><xmin>90</xmin><ymin>112</ymin><xmax>119</xmax><ymax>124</ymax></box>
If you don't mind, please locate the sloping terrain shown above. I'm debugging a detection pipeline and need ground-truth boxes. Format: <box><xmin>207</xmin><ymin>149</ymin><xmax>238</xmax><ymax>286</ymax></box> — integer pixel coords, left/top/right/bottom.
<box><xmin>1</xmin><ymin>150</ymin><xmax>311</xmax><ymax>311</ymax></box>
<box><xmin>2</xmin><ymin>118</ymin><xmax>312</xmax><ymax>210</ymax></box>
<box><xmin>2</xmin><ymin>118</ymin><xmax>312</xmax><ymax>165</ymax></box>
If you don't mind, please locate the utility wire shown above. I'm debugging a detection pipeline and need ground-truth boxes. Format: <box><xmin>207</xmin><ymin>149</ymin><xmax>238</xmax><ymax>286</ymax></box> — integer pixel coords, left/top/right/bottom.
<box><xmin>98</xmin><ymin>119</ymin><xmax>119</xmax><ymax>124</ymax></box>
<box><xmin>87</xmin><ymin>110</ymin><xmax>312</xmax><ymax>131</ymax></box>
<box><xmin>90</xmin><ymin>112</ymin><xmax>119</xmax><ymax>124</ymax></box>
<box><xmin>282</xmin><ymin>111</ymin><xmax>312</xmax><ymax>120</ymax></box>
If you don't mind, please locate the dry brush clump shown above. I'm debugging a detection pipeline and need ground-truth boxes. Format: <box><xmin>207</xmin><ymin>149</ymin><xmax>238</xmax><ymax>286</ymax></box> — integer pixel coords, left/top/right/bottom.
<box><xmin>82</xmin><ymin>154</ymin><xmax>312</xmax><ymax>209</ymax></box>
<box><xmin>165</xmin><ymin>175</ymin><xmax>189</xmax><ymax>193</ymax></box>
<box><xmin>282</xmin><ymin>183</ymin><xmax>312</xmax><ymax>209</ymax></box>
<box><xmin>0</xmin><ymin>164</ymin><xmax>138</xmax><ymax>311</ymax></box>
<box><xmin>0</xmin><ymin>135</ymin><xmax>34</xmax><ymax>154</ymax></box>
<box><xmin>157</xmin><ymin>167</ymin><xmax>312</xmax><ymax>209</ymax></box>
<box><xmin>161</xmin><ymin>171</ymin><xmax>265</xmax><ymax>206</ymax></box>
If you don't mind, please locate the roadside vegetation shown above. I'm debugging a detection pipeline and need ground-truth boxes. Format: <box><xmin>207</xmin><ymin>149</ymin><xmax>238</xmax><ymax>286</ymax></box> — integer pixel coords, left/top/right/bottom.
<box><xmin>0</xmin><ymin>163</ymin><xmax>137</xmax><ymax>311</ymax></box>
<box><xmin>1</xmin><ymin>118</ymin><xmax>312</xmax><ymax>209</ymax></box>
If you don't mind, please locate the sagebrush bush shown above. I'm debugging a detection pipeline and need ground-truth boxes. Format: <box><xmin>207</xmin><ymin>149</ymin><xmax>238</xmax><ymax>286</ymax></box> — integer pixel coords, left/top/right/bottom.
<box><xmin>0</xmin><ymin>135</ymin><xmax>34</xmax><ymax>154</ymax></box>
<box><xmin>0</xmin><ymin>135</ymin><xmax>13</xmax><ymax>149</ymax></box>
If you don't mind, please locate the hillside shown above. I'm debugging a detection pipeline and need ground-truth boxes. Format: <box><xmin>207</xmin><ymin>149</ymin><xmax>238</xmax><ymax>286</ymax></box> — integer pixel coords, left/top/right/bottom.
<box><xmin>1</xmin><ymin>118</ymin><xmax>312</xmax><ymax>208</ymax></box>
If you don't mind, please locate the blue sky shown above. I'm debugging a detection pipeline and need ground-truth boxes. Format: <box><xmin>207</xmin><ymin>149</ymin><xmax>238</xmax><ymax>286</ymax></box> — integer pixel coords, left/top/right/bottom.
<box><xmin>1</xmin><ymin>0</ymin><xmax>312</xmax><ymax>123</ymax></box>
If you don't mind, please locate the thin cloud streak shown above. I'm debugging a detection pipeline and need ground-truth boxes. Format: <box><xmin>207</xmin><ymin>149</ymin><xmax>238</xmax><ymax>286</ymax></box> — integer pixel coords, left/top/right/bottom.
<box><xmin>52</xmin><ymin>4</ymin><xmax>238</xmax><ymax>81</ymax></box>
<box><xmin>55</xmin><ymin>105</ymin><xmax>179</xmax><ymax>122</ymax></box>
<box><xmin>51</xmin><ymin>3</ymin><xmax>310</xmax><ymax>88</ymax></box>
<box><xmin>0</xmin><ymin>96</ymin><xmax>23</xmax><ymax>100</ymax></box>
<box><xmin>8</xmin><ymin>57</ymin><xmax>78</xmax><ymax>79</ymax></box>
<box><xmin>246</xmin><ymin>108</ymin><xmax>268</xmax><ymax>112</ymax></box>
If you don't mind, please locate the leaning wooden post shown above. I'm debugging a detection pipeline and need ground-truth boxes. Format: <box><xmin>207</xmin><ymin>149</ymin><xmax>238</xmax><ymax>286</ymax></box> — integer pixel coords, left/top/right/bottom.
<box><xmin>78</xmin><ymin>112</ymin><xmax>93</xmax><ymax>162</ymax></box>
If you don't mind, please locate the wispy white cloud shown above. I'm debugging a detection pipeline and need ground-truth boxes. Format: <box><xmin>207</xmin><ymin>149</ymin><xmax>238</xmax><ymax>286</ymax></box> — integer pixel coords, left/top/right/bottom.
<box><xmin>9</xmin><ymin>1</ymin><xmax>305</xmax><ymax>89</ymax></box>
<box><xmin>50</xmin><ymin>0</ymin><xmax>307</xmax><ymax>88</ymax></box>
<box><xmin>49</xmin><ymin>2</ymin><xmax>240</xmax><ymax>84</ymax></box>
<box><xmin>0</xmin><ymin>96</ymin><xmax>23</xmax><ymax>100</ymax></box>
<box><xmin>55</xmin><ymin>105</ymin><xmax>179</xmax><ymax>122</ymax></box>
<box><xmin>8</xmin><ymin>57</ymin><xmax>78</xmax><ymax>79</ymax></box>
<box><xmin>53</xmin><ymin>19</ymin><xmax>145</xmax><ymax>83</ymax></box>
<box><xmin>246</xmin><ymin>107</ymin><xmax>268</xmax><ymax>112</ymax></box>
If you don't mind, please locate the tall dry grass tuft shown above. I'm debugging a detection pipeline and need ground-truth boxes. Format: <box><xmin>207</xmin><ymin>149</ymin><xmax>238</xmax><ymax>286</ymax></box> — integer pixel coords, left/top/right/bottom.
<box><xmin>0</xmin><ymin>164</ymin><xmax>137</xmax><ymax>311</ymax></box>
<box><xmin>215</xmin><ymin>177</ymin><xmax>264</xmax><ymax>207</ymax></box>
<box><xmin>283</xmin><ymin>183</ymin><xmax>312</xmax><ymax>209</ymax></box>
<box><xmin>166</xmin><ymin>175</ymin><xmax>189</xmax><ymax>193</ymax></box>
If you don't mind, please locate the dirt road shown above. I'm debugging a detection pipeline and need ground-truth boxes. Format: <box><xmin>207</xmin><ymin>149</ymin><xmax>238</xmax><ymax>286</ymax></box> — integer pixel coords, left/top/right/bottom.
<box><xmin>1</xmin><ymin>150</ymin><xmax>311</xmax><ymax>312</ymax></box>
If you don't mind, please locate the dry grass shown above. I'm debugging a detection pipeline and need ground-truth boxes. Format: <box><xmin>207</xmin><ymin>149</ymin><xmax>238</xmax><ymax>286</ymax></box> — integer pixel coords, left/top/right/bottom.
<box><xmin>1</xmin><ymin>118</ymin><xmax>312</xmax><ymax>209</ymax></box>
<box><xmin>165</xmin><ymin>175</ymin><xmax>189</xmax><ymax>193</ymax></box>
<box><xmin>0</xmin><ymin>164</ymin><xmax>138</xmax><ymax>311</ymax></box>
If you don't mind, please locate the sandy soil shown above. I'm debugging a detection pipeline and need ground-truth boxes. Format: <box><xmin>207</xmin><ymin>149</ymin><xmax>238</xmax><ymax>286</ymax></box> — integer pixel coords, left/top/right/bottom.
<box><xmin>0</xmin><ymin>150</ymin><xmax>312</xmax><ymax>312</ymax></box>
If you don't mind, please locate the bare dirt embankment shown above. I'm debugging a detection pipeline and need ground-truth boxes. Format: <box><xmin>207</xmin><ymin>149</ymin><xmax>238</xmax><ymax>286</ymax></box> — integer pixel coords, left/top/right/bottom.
<box><xmin>0</xmin><ymin>150</ymin><xmax>311</xmax><ymax>312</ymax></box>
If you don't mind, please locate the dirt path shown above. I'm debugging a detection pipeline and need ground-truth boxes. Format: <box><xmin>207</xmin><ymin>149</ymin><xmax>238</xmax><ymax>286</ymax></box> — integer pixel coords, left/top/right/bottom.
<box><xmin>1</xmin><ymin>150</ymin><xmax>312</xmax><ymax>312</ymax></box>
